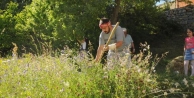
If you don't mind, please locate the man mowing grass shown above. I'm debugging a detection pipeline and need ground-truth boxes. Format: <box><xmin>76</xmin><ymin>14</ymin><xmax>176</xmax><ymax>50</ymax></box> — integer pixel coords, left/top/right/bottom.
<box><xmin>94</xmin><ymin>17</ymin><xmax>126</xmax><ymax>69</ymax></box>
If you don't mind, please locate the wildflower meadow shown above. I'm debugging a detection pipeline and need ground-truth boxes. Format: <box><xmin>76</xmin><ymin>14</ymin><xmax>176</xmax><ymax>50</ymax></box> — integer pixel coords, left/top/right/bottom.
<box><xmin>0</xmin><ymin>42</ymin><xmax>194</xmax><ymax>98</ymax></box>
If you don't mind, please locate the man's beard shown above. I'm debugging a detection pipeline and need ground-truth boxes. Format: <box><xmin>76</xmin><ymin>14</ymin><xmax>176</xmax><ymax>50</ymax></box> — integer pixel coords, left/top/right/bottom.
<box><xmin>104</xmin><ymin>27</ymin><xmax>110</xmax><ymax>34</ymax></box>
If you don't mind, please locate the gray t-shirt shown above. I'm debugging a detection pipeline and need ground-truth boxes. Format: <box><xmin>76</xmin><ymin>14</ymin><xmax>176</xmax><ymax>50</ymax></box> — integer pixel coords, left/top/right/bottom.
<box><xmin>99</xmin><ymin>25</ymin><xmax>125</xmax><ymax>52</ymax></box>
<box><xmin>124</xmin><ymin>34</ymin><xmax>133</xmax><ymax>48</ymax></box>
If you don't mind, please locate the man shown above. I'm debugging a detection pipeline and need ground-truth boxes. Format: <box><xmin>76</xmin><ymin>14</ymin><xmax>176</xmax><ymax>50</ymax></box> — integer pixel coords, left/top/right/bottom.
<box><xmin>123</xmin><ymin>28</ymin><xmax>135</xmax><ymax>53</ymax></box>
<box><xmin>123</xmin><ymin>28</ymin><xmax>135</xmax><ymax>66</ymax></box>
<box><xmin>95</xmin><ymin>17</ymin><xmax>125</xmax><ymax>68</ymax></box>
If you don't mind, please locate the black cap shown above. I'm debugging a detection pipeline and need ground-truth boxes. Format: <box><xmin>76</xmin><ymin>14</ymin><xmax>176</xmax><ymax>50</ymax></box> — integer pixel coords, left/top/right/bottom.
<box><xmin>99</xmin><ymin>17</ymin><xmax>110</xmax><ymax>26</ymax></box>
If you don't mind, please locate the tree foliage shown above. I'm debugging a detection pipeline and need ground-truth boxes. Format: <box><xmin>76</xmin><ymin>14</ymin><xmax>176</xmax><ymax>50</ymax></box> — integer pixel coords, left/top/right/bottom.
<box><xmin>0</xmin><ymin>0</ymin><xmax>183</xmax><ymax>56</ymax></box>
<box><xmin>14</xmin><ymin>0</ymin><xmax>115</xmax><ymax>54</ymax></box>
<box><xmin>0</xmin><ymin>2</ymin><xmax>19</xmax><ymax>56</ymax></box>
<box><xmin>119</xmin><ymin>0</ymin><xmax>182</xmax><ymax>45</ymax></box>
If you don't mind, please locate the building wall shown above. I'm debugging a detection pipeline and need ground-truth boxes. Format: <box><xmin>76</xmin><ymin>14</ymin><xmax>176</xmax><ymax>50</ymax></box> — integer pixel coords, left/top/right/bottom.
<box><xmin>159</xmin><ymin>0</ymin><xmax>194</xmax><ymax>9</ymax></box>
<box><xmin>176</xmin><ymin>0</ymin><xmax>194</xmax><ymax>8</ymax></box>
<box><xmin>164</xmin><ymin>5</ymin><xmax>194</xmax><ymax>29</ymax></box>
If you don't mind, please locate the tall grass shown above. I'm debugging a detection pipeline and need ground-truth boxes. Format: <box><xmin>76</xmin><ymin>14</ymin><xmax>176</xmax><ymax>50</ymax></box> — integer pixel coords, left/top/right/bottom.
<box><xmin>1</xmin><ymin>42</ymin><xmax>194</xmax><ymax>97</ymax></box>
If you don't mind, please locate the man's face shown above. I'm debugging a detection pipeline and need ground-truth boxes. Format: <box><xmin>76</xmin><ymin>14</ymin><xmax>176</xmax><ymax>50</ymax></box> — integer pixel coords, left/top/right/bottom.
<box><xmin>99</xmin><ymin>22</ymin><xmax>110</xmax><ymax>33</ymax></box>
<box><xmin>124</xmin><ymin>30</ymin><xmax>127</xmax><ymax>36</ymax></box>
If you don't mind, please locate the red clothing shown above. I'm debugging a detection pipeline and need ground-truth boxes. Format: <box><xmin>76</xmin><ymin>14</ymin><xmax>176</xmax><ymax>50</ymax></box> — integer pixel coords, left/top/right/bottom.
<box><xmin>185</xmin><ymin>37</ymin><xmax>194</xmax><ymax>49</ymax></box>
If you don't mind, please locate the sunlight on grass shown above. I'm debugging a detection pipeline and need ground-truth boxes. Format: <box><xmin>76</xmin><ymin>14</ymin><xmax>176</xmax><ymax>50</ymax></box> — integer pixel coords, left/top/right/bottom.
<box><xmin>0</xmin><ymin>42</ymin><xmax>194</xmax><ymax>97</ymax></box>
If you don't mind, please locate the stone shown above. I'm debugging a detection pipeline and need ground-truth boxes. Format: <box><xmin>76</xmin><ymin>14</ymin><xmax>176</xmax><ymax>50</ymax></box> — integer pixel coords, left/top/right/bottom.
<box><xmin>166</xmin><ymin>56</ymin><xmax>184</xmax><ymax>74</ymax></box>
<box><xmin>164</xmin><ymin>5</ymin><xmax>194</xmax><ymax>29</ymax></box>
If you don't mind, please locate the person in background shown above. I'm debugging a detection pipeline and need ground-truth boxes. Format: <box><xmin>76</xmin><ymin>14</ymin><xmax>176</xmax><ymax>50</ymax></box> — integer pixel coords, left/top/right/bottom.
<box><xmin>123</xmin><ymin>28</ymin><xmax>135</xmax><ymax>53</ymax></box>
<box><xmin>184</xmin><ymin>28</ymin><xmax>194</xmax><ymax>77</ymax></box>
<box><xmin>79</xmin><ymin>37</ymin><xmax>89</xmax><ymax>51</ymax></box>
<box><xmin>79</xmin><ymin>37</ymin><xmax>89</xmax><ymax>58</ymax></box>
<box><xmin>123</xmin><ymin>28</ymin><xmax>135</xmax><ymax>67</ymax></box>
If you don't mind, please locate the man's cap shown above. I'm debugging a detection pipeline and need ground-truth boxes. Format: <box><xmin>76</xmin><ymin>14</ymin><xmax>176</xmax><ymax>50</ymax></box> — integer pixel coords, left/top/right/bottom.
<box><xmin>122</xmin><ymin>28</ymin><xmax>127</xmax><ymax>31</ymax></box>
<box><xmin>99</xmin><ymin>18</ymin><xmax>110</xmax><ymax>29</ymax></box>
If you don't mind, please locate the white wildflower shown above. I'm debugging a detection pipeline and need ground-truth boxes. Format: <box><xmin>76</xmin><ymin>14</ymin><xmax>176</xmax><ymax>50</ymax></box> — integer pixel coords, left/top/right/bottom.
<box><xmin>147</xmin><ymin>45</ymin><xmax>150</xmax><ymax>50</ymax></box>
<box><xmin>151</xmin><ymin>67</ymin><xmax>155</xmax><ymax>70</ymax></box>
<box><xmin>138</xmin><ymin>69</ymin><xmax>141</xmax><ymax>73</ymax></box>
<box><xmin>175</xmin><ymin>71</ymin><xmax>179</xmax><ymax>74</ymax></box>
<box><xmin>125</xmin><ymin>53</ymin><xmax>130</xmax><ymax>56</ymax></box>
<box><xmin>192</xmin><ymin>83</ymin><xmax>194</xmax><ymax>87</ymax></box>
<box><xmin>142</xmin><ymin>90</ymin><xmax>146</xmax><ymax>94</ymax></box>
<box><xmin>169</xmin><ymin>88</ymin><xmax>175</xmax><ymax>93</ymax></box>
<box><xmin>103</xmin><ymin>75</ymin><xmax>108</xmax><ymax>79</ymax></box>
<box><xmin>164</xmin><ymin>92</ymin><xmax>168</xmax><ymax>96</ymax></box>
<box><xmin>146</xmin><ymin>79</ymin><xmax>151</xmax><ymax>82</ymax></box>
<box><xmin>183</xmin><ymin>94</ymin><xmax>187</xmax><ymax>98</ymax></box>
<box><xmin>59</xmin><ymin>88</ymin><xmax>64</xmax><ymax>92</ymax></box>
<box><xmin>103</xmin><ymin>70</ymin><xmax>108</xmax><ymax>76</ymax></box>
<box><xmin>165</xmin><ymin>79</ymin><xmax>169</xmax><ymax>82</ymax></box>
<box><xmin>186</xmin><ymin>84</ymin><xmax>189</xmax><ymax>87</ymax></box>
<box><xmin>183</xmin><ymin>78</ymin><xmax>188</xmax><ymax>85</ymax></box>
<box><xmin>135</xmin><ymin>66</ymin><xmax>139</xmax><ymax>69</ymax></box>
<box><xmin>39</xmin><ymin>92</ymin><xmax>44</xmax><ymax>97</ymax></box>
<box><xmin>175</xmin><ymin>82</ymin><xmax>180</xmax><ymax>88</ymax></box>
<box><xmin>63</xmin><ymin>81</ymin><xmax>70</xmax><ymax>87</ymax></box>
<box><xmin>144</xmin><ymin>70</ymin><xmax>149</xmax><ymax>74</ymax></box>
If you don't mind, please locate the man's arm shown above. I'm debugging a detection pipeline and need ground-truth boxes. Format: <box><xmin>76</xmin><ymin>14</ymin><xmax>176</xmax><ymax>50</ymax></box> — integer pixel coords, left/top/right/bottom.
<box><xmin>184</xmin><ymin>41</ymin><xmax>186</xmax><ymax>51</ymax></box>
<box><xmin>116</xmin><ymin>41</ymin><xmax>123</xmax><ymax>48</ymax></box>
<box><xmin>128</xmin><ymin>35</ymin><xmax>135</xmax><ymax>53</ymax></box>
<box><xmin>184</xmin><ymin>42</ymin><xmax>187</xmax><ymax>54</ymax></box>
<box><xmin>103</xmin><ymin>41</ymin><xmax>123</xmax><ymax>51</ymax></box>
<box><xmin>95</xmin><ymin>41</ymin><xmax>123</xmax><ymax>62</ymax></box>
<box><xmin>131</xmin><ymin>42</ymin><xmax>135</xmax><ymax>53</ymax></box>
<box><xmin>184</xmin><ymin>43</ymin><xmax>186</xmax><ymax>55</ymax></box>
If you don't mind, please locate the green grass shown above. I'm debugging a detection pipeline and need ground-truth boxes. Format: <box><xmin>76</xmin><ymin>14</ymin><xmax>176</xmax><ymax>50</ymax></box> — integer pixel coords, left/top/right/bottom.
<box><xmin>1</xmin><ymin>41</ymin><xmax>194</xmax><ymax>98</ymax></box>
<box><xmin>0</xmin><ymin>47</ymin><xmax>159</xmax><ymax>98</ymax></box>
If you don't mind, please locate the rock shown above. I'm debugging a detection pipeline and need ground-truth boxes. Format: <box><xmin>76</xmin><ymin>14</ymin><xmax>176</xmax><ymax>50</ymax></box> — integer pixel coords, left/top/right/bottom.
<box><xmin>164</xmin><ymin>5</ymin><xmax>194</xmax><ymax>29</ymax></box>
<box><xmin>166</xmin><ymin>56</ymin><xmax>184</xmax><ymax>74</ymax></box>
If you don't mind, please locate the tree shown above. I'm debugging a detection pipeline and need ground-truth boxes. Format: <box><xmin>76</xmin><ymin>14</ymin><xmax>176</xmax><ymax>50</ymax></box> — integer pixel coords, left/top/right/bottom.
<box><xmin>110</xmin><ymin>0</ymin><xmax>121</xmax><ymax>24</ymax></box>
<box><xmin>0</xmin><ymin>0</ymin><xmax>32</xmax><ymax>11</ymax></box>
<box><xmin>119</xmin><ymin>0</ymin><xmax>182</xmax><ymax>47</ymax></box>
<box><xmin>14</xmin><ymin>0</ymin><xmax>112</xmax><ymax>55</ymax></box>
<box><xmin>0</xmin><ymin>2</ymin><xmax>19</xmax><ymax>56</ymax></box>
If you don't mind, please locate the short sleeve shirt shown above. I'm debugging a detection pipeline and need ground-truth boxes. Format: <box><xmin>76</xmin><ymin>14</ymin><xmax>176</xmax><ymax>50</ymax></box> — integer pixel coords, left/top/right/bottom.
<box><xmin>124</xmin><ymin>34</ymin><xmax>133</xmax><ymax>48</ymax></box>
<box><xmin>185</xmin><ymin>37</ymin><xmax>194</xmax><ymax>49</ymax></box>
<box><xmin>99</xmin><ymin>25</ymin><xmax>125</xmax><ymax>52</ymax></box>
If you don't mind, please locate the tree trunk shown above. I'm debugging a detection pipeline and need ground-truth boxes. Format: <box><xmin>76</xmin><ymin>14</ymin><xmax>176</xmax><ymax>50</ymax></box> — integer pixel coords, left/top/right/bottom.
<box><xmin>111</xmin><ymin>0</ymin><xmax>121</xmax><ymax>24</ymax></box>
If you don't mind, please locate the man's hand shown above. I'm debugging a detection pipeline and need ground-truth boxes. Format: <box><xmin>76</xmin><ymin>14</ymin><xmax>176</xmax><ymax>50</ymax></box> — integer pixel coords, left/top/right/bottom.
<box><xmin>108</xmin><ymin>43</ymin><xmax>116</xmax><ymax>50</ymax></box>
<box><xmin>132</xmin><ymin>48</ymin><xmax>135</xmax><ymax>53</ymax></box>
<box><xmin>103</xmin><ymin>45</ymin><xmax>109</xmax><ymax>51</ymax></box>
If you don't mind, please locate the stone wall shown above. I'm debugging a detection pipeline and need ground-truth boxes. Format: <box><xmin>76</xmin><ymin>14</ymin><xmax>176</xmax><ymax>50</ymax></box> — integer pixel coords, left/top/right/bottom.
<box><xmin>164</xmin><ymin>5</ymin><xmax>194</xmax><ymax>29</ymax></box>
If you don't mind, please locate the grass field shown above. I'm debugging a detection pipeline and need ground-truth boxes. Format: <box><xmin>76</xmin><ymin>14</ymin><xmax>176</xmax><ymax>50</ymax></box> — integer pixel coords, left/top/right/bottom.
<box><xmin>1</xmin><ymin>41</ymin><xmax>194</xmax><ymax>97</ymax></box>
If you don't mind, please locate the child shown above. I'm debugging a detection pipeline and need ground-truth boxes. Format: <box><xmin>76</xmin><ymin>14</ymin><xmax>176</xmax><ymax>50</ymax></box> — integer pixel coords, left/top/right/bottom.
<box><xmin>78</xmin><ymin>37</ymin><xmax>89</xmax><ymax>59</ymax></box>
<box><xmin>184</xmin><ymin>28</ymin><xmax>194</xmax><ymax>76</ymax></box>
<box><xmin>79</xmin><ymin>37</ymin><xmax>89</xmax><ymax>51</ymax></box>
